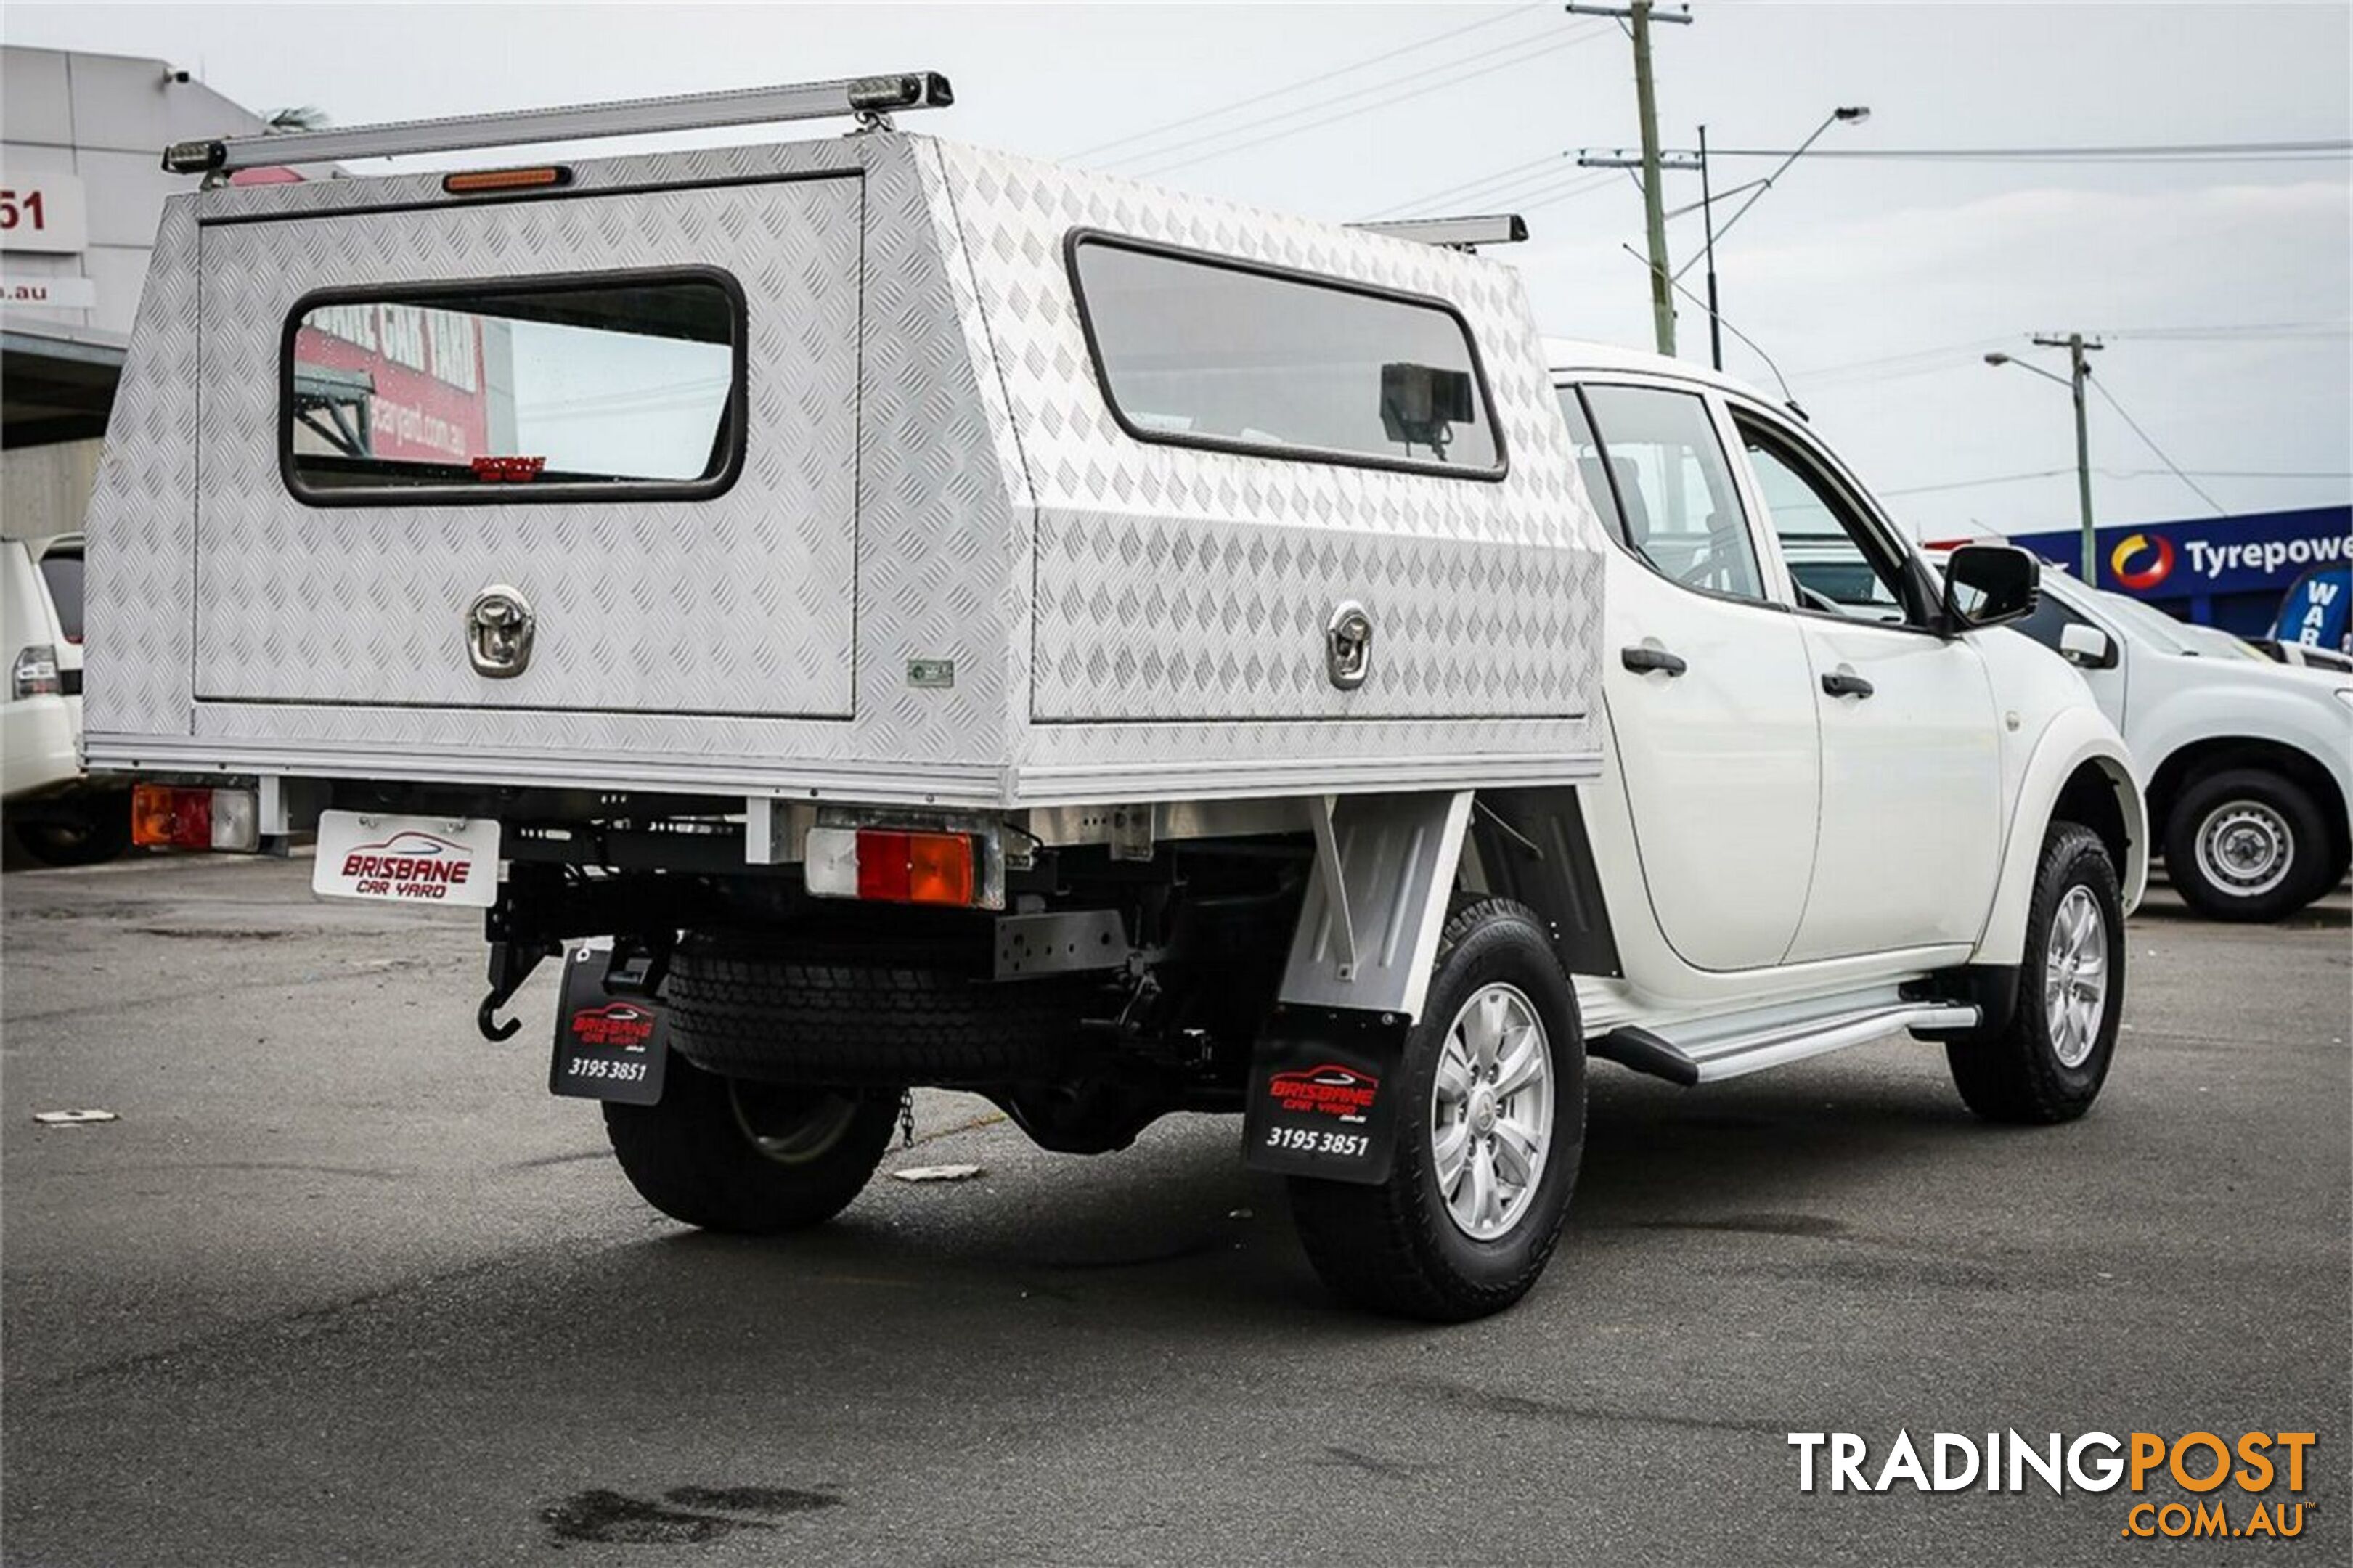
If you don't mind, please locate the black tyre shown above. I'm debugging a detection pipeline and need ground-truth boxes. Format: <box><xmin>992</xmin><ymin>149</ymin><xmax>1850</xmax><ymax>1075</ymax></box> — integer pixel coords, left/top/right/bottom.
<box><xmin>603</xmin><ymin>1053</ymin><xmax>898</xmax><ymax>1233</ymax></box>
<box><xmin>1946</xmin><ymin>822</ymin><xmax>2124</xmax><ymax>1124</ymax></box>
<box><xmin>665</xmin><ymin>928</ymin><xmax>1093</xmax><ymax>1087</ymax></box>
<box><xmin>1288</xmin><ymin>898</ymin><xmax>1586</xmax><ymax>1322</ymax></box>
<box><xmin>10</xmin><ymin>799</ymin><xmax>131</xmax><ymax>867</ymax></box>
<box><xmin>2164</xmin><ymin>768</ymin><xmax>2331</xmax><ymax>923</ymax></box>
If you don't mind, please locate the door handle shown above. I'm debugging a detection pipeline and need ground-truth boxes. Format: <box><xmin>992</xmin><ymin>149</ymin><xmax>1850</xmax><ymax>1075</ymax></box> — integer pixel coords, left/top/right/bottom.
<box><xmin>1621</xmin><ymin>645</ymin><xmax>1688</xmax><ymax>677</ymax></box>
<box><xmin>1822</xmin><ymin>670</ymin><xmax>1875</xmax><ymax>699</ymax></box>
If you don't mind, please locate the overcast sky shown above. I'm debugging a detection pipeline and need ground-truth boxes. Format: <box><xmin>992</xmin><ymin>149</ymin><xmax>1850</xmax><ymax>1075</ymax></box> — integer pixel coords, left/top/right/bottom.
<box><xmin>9</xmin><ymin>0</ymin><xmax>2348</xmax><ymax>536</ymax></box>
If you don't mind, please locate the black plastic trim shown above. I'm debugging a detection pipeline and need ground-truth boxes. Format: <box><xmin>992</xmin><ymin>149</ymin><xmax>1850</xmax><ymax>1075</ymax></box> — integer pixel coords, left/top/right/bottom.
<box><xmin>1469</xmin><ymin>788</ymin><xmax>1623</xmax><ymax>979</ymax></box>
<box><xmin>1589</xmin><ymin>1026</ymin><xmax>1700</xmax><ymax>1087</ymax></box>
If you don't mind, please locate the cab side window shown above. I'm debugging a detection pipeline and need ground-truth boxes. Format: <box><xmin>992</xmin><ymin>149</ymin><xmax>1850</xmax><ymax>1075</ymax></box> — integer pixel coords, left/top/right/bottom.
<box><xmin>1574</xmin><ymin>385</ymin><xmax>1766</xmax><ymax>603</ymax></box>
<box><xmin>1738</xmin><ymin>420</ymin><xmax>1914</xmax><ymax>626</ymax></box>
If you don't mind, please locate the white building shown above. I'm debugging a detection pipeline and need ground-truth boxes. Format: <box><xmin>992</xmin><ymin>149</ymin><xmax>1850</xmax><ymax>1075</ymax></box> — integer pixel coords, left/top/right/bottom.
<box><xmin>3</xmin><ymin>47</ymin><xmax>290</xmax><ymax>536</ymax></box>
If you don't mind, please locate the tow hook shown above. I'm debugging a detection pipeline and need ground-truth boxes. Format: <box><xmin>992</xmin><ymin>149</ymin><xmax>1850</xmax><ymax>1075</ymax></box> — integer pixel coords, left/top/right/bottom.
<box><xmin>477</xmin><ymin>938</ymin><xmax>547</xmax><ymax>1042</ymax></box>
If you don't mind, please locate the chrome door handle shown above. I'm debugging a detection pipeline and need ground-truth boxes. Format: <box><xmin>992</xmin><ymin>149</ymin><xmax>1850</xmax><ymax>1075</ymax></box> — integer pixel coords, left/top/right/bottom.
<box><xmin>1822</xmin><ymin>670</ymin><xmax>1875</xmax><ymax>698</ymax></box>
<box><xmin>1620</xmin><ymin>645</ymin><xmax>1688</xmax><ymax>677</ymax></box>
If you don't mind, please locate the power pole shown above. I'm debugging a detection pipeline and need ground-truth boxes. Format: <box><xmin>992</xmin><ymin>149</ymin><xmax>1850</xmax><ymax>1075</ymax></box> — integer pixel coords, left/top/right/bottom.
<box><xmin>2034</xmin><ymin>332</ymin><xmax>2105</xmax><ymax>580</ymax></box>
<box><xmin>1568</xmin><ymin>3</ymin><xmax>1692</xmax><ymax>356</ymax></box>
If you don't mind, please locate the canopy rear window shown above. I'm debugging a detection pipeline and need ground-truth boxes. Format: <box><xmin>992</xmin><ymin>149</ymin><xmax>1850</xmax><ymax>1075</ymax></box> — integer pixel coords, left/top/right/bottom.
<box><xmin>282</xmin><ymin>271</ymin><xmax>744</xmax><ymax>505</ymax></box>
<box><xmin>1069</xmin><ymin>235</ymin><xmax>1503</xmax><ymax>478</ymax></box>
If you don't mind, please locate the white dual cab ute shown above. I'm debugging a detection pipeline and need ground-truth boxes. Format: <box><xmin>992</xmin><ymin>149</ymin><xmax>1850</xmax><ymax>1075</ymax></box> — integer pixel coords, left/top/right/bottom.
<box><xmin>91</xmin><ymin>75</ymin><xmax>2144</xmax><ymax>1320</ymax></box>
<box><xmin>1994</xmin><ymin>570</ymin><xmax>2349</xmax><ymax>923</ymax></box>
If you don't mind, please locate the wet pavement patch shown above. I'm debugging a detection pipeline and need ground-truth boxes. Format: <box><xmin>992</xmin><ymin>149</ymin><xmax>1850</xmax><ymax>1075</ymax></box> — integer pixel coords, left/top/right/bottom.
<box><xmin>541</xmin><ymin>1484</ymin><xmax>839</xmax><ymax>1544</ymax></box>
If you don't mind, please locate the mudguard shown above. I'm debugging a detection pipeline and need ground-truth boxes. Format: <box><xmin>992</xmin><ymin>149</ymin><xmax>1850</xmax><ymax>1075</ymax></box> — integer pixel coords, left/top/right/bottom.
<box><xmin>1972</xmin><ymin>707</ymin><xmax>2146</xmax><ymax>965</ymax></box>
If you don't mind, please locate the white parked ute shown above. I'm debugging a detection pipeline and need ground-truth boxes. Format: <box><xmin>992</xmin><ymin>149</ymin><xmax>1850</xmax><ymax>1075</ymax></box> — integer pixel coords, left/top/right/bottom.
<box><xmin>1997</xmin><ymin>570</ymin><xmax>2349</xmax><ymax>921</ymax></box>
<box><xmin>87</xmin><ymin>76</ymin><xmax>2142</xmax><ymax>1320</ymax></box>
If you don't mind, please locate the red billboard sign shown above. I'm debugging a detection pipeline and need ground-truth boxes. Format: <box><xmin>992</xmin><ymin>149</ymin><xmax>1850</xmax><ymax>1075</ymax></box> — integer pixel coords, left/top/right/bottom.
<box><xmin>294</xmin><ymin>303</ymin><xmax>490</xmax><ymax>465</ymax></box>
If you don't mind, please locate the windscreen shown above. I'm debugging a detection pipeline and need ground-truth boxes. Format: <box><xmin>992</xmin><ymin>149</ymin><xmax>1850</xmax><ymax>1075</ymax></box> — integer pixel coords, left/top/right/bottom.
<box><xmin>285</xmin><ymin>274</ymin><xmax>741</xmax><ymax>500</ymax></box>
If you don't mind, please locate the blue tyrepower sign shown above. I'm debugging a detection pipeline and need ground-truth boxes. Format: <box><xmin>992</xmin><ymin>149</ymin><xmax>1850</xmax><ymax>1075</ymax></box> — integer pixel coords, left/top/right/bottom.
<box><xmin>2272</xmin><ymin>564</ymin><xmax>2351</xmax><ymax>655</ymax></box>
<box><xmin>2007</xmin><ymin>505</ymin><xmax>2352</xmax><ymax>637</ymax></box>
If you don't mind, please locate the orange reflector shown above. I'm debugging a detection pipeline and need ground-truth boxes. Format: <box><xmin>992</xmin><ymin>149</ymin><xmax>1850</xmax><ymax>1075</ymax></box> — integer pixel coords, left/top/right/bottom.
<box><xmin>905</xmin><ymin>831</ymin><xmax>976</xmax><ymax>907</ymax></box>
<box><xmin>441</xmin><ymin>165</ymin><xmax>570</xmax><ymax>195</ymax></box>
<box><xmin>131</xmin><ymin>783</ymin><xmax>209</xmax><ymax>849</ymax></box>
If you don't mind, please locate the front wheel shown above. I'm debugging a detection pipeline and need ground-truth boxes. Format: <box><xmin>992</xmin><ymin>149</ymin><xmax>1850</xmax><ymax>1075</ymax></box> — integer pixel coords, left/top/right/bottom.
<box><xmin>602</xmin><ymin>1054</ymin><xmax>900</xmax><ymax>1233</ymax></box>
<box><xmin>1288</xmin><ymin>899</ymin><xmax>1586</xmax><ymax>1321</ymax></box>
<box><xmin>1945</xmin><ymin>822</ymin><xmax>2124</xmax><ymax>1124</ymax></box>
<box><xmin>2164</xmin><ymin>768</ymin><xmax>2330</xmax><ymax>923</ymax></box>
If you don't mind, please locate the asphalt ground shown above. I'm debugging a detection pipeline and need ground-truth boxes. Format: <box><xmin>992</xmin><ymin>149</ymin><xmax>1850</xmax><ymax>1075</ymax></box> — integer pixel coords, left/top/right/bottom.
<box><xmin>2</xmin><ymin>852</ymin><xmax>2346</xmax><ymax>1567</ymax></box>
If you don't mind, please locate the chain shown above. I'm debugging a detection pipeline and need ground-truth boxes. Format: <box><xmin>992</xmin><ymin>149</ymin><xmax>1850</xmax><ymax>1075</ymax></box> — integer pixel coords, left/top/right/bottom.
<box><xmin>897</xmin><ymin>1088</ymin><xmax>915</xmax><ymax>1150</ymax></box>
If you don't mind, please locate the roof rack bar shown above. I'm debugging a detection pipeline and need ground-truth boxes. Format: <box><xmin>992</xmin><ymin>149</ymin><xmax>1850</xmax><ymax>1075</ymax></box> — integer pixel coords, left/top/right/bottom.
<box><xmin>1347</xmin><ymin>213</ymin><xmax>1529</xmax><ymax>252</ymax></box>
<box><xmin>163</xmin><ymin>70</ymin><xmax>954</xmax><ymax>175</ymax></box>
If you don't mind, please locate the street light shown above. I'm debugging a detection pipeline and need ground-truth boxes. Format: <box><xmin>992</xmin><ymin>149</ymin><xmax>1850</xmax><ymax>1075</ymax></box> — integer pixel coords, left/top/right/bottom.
<box><xmin>1986</xmin><ymin>338</ymin><xmax>2103</xmax><ymax>580</ymax></box>
<box><xmin>1689</xmin><ymin>106</ymin><xmax>1869</xmax><ymax>372</ymax></box>
<box><xmin>1592</xmin><ymin>105</ymin><xmax>1870</xmax><ymax>369</ymax></box>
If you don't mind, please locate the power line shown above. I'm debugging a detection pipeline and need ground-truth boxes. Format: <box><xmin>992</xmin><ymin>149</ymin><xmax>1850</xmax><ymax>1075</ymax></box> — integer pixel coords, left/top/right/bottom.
<box><xmin>1399</xmin><ymin>159</ymin><xmax>1610</xmax><ymax>219</ymax></box>
<box><xmin>1097</xmin><ymin>17</ymin><xmax>1577</xmax><ymax>173</ymax></box>
<box><xmin>1511</xmin><ymin>170</ymin><xmax>1626</xmax><ymax>214</ymax></box>
<box><xmin>1880</xmin><ymin>467</ymin><xmax>2353</xmax><ymax>499</ymax></box>
<box><xmin>2098</xmin><ymin>321</ymin><xmax>2352</xmax><ymax>341</ymax></box>
<box><xmin>1107</xmin><ymin>23</ymin><xmax>1572</xmax><ymax>173</ymax></box>
<box><xmin>1064</xmin><ymin>3</ymin><xmax>1543</xmax><ymax>161</ymax></box>
<box><xmin>1122</xmin><ymin>27</ymin><xmax>1610</xmax><ymax>180</ymax></box>
<box><xmin>1366</xmin><ymin>152</ymin><xmax>1564</xmax><ymax>219</ymax></box>
<box><xmin>1700</xmin><ymin>139</ymin><xmax>2351</xmax><ymax>163</ymax></box>
<box><xmin>2089</xmin><ymin>379</ymin><xmax>2230</xmax><ymax>516</ymax></box>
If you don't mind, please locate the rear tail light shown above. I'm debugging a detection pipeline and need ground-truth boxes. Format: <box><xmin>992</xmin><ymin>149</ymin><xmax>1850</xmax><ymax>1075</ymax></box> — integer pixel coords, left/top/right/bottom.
<box><xmin>131</xmin><ymin>784</ymin><xmax>260</xmax><ymax>852</ymax></box>
<box><xmin>805</xmin><ymin>826</ymin><xmax>977</xmax><ymax>906</ymax></box>
<box><xmin>12</xmin><ymin>645</ymin><xmax>60</xmax><ymax>698</ymax></box>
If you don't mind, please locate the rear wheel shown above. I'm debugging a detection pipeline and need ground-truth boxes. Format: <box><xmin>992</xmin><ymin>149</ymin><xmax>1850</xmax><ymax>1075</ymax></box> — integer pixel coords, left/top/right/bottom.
<box><xmin>1946</xmin><ymin>822</ymin><xmax>2123</xmax><ymax>1124</ymax></box>
<box><xmin>602</xmin><ymin>1053</ymin><xmax>898</xmax><ymax>1233</ymax></box>
<box><xmin>2164</xmin><ymin>768</ymin><xmax>2330</xmax><ymax>923</ymax></box>
<box><xmin>10</xmin><ymin>798</ymin><xmax>131</xmax><ymax>867</ymax></box>
<box><xmin>1288</xmin><ymin>899</ymin><xmax>1586</xmax><ymax>1321</ymax></box>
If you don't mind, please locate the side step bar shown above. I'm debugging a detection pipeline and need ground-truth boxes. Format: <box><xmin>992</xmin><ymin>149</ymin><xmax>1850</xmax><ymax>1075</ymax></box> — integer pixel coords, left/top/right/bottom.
<box><xmin>1592</xmin><ymin>999</ymin><xmax>1979</xmax><ymax>1086</ymax></box>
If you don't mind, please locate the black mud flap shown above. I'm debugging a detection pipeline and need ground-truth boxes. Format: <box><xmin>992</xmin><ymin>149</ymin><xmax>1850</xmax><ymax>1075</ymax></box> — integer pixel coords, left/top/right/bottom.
<box><xmin>1241</xmin><ymin>1008</ymin><xmax>1410</xmax><ymax>1185</ymax></box>
<box><xmin>548</xmin><ymin>944</ymin><xmax>669</xmax><ymax>1106</ymax></box>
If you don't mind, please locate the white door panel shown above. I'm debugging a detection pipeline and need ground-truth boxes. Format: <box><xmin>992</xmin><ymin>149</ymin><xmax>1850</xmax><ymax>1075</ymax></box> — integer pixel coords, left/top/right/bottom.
<box><xmin>1606</xmin><ymin>555</ymin><xmax>1821</xmax><ymax>971</ymax></box>
<box><xmin>1787</xmin><ymin>622</ymin><xmax>2004</xmax><ymax>960</ymax></box>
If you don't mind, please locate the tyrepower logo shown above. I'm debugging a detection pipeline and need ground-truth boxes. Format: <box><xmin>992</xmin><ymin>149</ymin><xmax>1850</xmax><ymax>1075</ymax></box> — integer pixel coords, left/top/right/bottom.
<box><xmin>2111</xmin><ymin>532</ymin><xmax>2177</xmax><ymax>591</ymax></box>
<box><xmin>1267</xmin><ymin>1064</ymin><xmax>1379</xmax><ymax>1122</ymax></box>
<box><xmin>567</xmin><ymin>1001</ymin><xmax>656</xmax><ymax>1051</ymax></box>
<box><xmin>1791</xmin><ymin>1429</ymin><xmax>2315</xmax><ymax>1540</ymax></box>
<box><xmin>339</xmin><ymin>830</ymin><xmax>479</xmax><ymax>902</ymax></box>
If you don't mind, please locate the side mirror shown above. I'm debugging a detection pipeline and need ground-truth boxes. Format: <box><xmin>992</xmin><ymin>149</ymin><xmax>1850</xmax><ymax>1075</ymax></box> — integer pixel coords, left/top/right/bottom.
<box><xmin>2059</xmin><ymin>622</ymin><xmax>2118</xmax><ymax>669</ymax></box>
<box><xmin>1943</xmin><ymin>544</ymin><xmax>2040</xmax><ymax>631</ymax></box>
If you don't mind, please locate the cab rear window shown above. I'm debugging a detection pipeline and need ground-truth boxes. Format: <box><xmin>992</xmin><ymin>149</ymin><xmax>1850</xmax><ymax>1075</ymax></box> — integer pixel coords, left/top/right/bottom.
<box><xmin>283</xmin><ymin>271</ymin><xmax>744</xmax><ymax>505</ymax></box>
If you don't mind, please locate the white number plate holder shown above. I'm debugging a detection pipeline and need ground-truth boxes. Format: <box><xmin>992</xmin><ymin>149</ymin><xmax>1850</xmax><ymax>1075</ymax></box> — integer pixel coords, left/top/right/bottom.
<box><xmin>311</xmin><ymin>811</ymin><xmax>500</xmax><ymax>908</ymax></box>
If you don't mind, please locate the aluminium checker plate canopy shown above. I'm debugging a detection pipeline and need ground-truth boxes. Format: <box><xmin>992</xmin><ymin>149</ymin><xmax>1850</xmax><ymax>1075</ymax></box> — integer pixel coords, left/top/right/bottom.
<box><xmin>83</xmin><ymin>131</ymin><xmax>1605</xmax><ymax>809</ymax></box>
